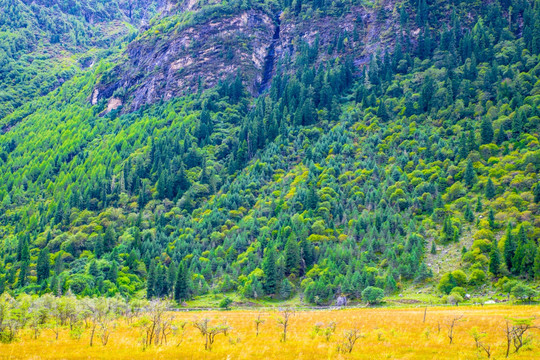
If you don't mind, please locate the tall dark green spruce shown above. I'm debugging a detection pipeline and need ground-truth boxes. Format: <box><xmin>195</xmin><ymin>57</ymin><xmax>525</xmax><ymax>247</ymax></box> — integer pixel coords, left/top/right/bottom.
<box><xmin>36</xmin><ymin>248</ymin><xmax>50</xmax><ymax>284</ymax></box>
<box><xmin>174</xmin><ymin>262</ymin><xmax>190</xmax><ymax>302</ymax></box>
<box><xmin>263</xmin><ymin>247</ymin><xmax>278</xmax><ymax>295</ymax></box>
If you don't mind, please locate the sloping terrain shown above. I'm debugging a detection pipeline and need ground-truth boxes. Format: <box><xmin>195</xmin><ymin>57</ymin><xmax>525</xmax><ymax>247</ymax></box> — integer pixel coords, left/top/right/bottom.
<box><xmin>0</xmin><ymin>0</ymin><xmax>166</xmax><ymax>120</ymax></box>
<box><xmin>0</xmin><ymin>0</ymin><xmax>538</xmax><ymax>306</ymax></box>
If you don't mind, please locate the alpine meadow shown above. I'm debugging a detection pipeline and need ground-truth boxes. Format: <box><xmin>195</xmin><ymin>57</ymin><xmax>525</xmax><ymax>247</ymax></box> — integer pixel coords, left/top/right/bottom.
<box><xmin>0</xmin><ymin>0</ymin><xmax>540</xmax><ymax>358</ymax></box>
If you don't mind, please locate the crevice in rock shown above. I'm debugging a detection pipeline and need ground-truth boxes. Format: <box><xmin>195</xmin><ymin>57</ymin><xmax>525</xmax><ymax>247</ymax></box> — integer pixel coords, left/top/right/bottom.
<box><xmin>258</xmin><ymin>14</ymin><xmax>281</xmax><ymax>94</ymax></box>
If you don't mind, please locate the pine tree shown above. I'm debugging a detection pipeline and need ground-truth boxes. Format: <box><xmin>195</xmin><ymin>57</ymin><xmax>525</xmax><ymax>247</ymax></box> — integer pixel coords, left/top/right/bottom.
<box><xmin>464</xmin><ymin>159</ymin><xmax>476</xmax><ymax>187</ymax></box>
<box><xmin>377</xmin><ymin>99</ymin><xmax>389</xmax><ymax>121</ymax></box>
<box><xmin>535</xmin><ymin>182</ymin><xmax>540</xmax><ymax>203</ymax></box>
<box><xmin>385</xmin><ymin>274</ymin><xmax>397</xmax><ymax>294</ymax></box>
<box><xmin>262</xmin><ymin>247</ymin><xmax>278</xmax><ymax>295</ymax></box>
<box><xmin>146</xmin><ymin>260</ymin><xmax>156</xmax><ymax>299</ymax></box>
<box><xmin>430</xmin><ymin>241</ymin><xmax>437</xmax><ymax>254</ymax></box>
<box><xmin>18</xmin><ymin>261</ymin><xmax>29</xmax><ymax>287</ymax></box>
<box><xmin>495</xmin><ymin>127</ymin><xmax>506</xmax><ymax>145</ymax></box>
<box><xmin>488</xmin><ymin>207</ymin><xmax>496</xmax><ymax>229</ymax></box>
<box><xmin>54</xmin><ymin>254</ymin><xmax>63</xmax><ymax>275</ymax></box>
<box><xmin>512</xmin><ymin>109</ymin><xmax>526</xmax><ymax>137</ymax></box>
<box><xmin>94</xmin><ymin>235</ymin><xmax>104</xmax><ymax>258</ymax></box>
<box><xmin>480</xmin><ymin>117</ymin><xmax>494</xmax><ymax>144</ymax></box>
<box><xmin>155</xmin><ymin>264</ymin><xmax>167</xmax><ymax>297</ymax></box>
<box><xmin>103</xmin><ymin>226</ymin><xmax>116</xmax><ymax>252</ymax></box>
<box><xmin>36</xmin><ymin>248</ymin><xmax>50</xmax><ymax>283</ymax></box>
<box><xmin>301</xmin><ymin>240</ymin><xmax>315</xmax><ymax>269</ymax></box>
<box><xmin>489</xmin><ymin>243</ymin><xmax>501</xmax><ymax>275</ymax></box>
<box><xmin>475</xmin><ymin>196</ymin><xmax>483</xmax><ymax>212</ymax></box>
<box><xmin>512</xmin><ymin>243</ymin><xmax>525</xmax><ymax>275</ymax></box>
<box><xmin>503</xmin><ymin>224</ymin><xmax>516</xmax><ymax>272</ymax></box>
<box><xmin>485</xmin><ymin>178</ymin><xmax>496</xmax><ymax>199</ymax></box>
<box><xmin>441</xmin><ymin>216</ymin><xmax>455</xmax><ymax>242</ymax></box>
<box><xmin>284</xmin><ymin>238</ymin><xmax>300</xmax><ymax>276</ymax></box>
<box><xmin>459</xmin><ymin>132</ymin><xmax>468</xmax><ymax>158</ymax></box>
<box><xmin>467</xmin><ymin>129</ymin><xmax>477</xmax><ymax>152</ymax></box>
<box><xmin>88</xmin><ymin>259</ymin><xmax>99</xmax><ymax>277</ymax></box>
<box><xmin>533</xmin><ymin>249</ymin><xmax>540</xmax><ymax>279</ymax></box>
<box><xmin>107</xmin><ymin>262</ymin><xmax>118</xmax><ymax>283</ymax></box>
<box><xmin>464</xmin><ymin>203</ymin><xmax>474</xmax><ymax>222</ymax></box>
<box><xmin>306</xmin><ymin>185</ymin><xmax>318</xmax><ymax>210</ymax></box>
<box><xmin>174</xmin><ymin>262</ymin><xmax>189</xmax><ymax>302</ymax></box>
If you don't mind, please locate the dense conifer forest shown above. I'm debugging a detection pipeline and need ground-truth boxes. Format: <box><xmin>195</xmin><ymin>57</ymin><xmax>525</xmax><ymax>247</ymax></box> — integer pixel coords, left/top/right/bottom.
<box><xmin>0</xmin><ymin>0</ymin><xmax>539</xmax><ymax>306</ymax></box>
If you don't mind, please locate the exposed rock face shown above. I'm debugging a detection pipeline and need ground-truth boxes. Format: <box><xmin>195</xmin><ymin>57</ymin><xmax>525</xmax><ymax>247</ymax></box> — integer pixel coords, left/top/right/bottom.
<box><xmin>93</xmin><ymin>1</ymin><xmax>402</xmax><ymax>112</ymax></box>
<box><xmin>20</xmin><ymin>0</ymin><xmax>167</xmax><ymax>25</ymax></box>
<box><xmin>278</xmin><ymin>3</ymin><xmax>400</xmax><ymax>68</ymax></box>
<box><xmin>94</xmin><ymin>9</ymin><xmax>275</xmax><ymax>112</ymax></box>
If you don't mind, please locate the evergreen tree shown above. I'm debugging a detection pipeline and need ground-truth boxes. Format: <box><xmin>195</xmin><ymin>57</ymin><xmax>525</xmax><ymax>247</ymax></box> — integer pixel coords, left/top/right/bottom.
<box><xmin>534</xmin><ymin>182</ymin><xmax>540</xmax><ymax>203</ymax></box>
<box><xmin>488</xmin><ymin>207</ymin><xmax>496</xmax><ymax>229</ymax></box>
<box><xmin>146</xmin><ymin>260</ymin><xmax>156</xmax><ymax>299</ymax></box>
<box><xmin>262</xmin><ymin>247</ymin><xmax>277</xmax><ymax>295</ymax></box>
<box><xmin>107</xmin><ymin>262</ymin><xmax>118</xmax><ymax>283</ymax></box>
<box><xmin>155</xmin><ymin>264</ymin><xmax>167</xmax><ymax>297</ymax></box>
<box><xmin>489</xmin><ymin>242</ymin><xmax>501</xmax><ymax>275</ymax></box>
<box><xmin>512</xmin><ymin>109</ymin><xmax>526</xmax><ymax>137</ymax></box>
<box><xmin>54</xmin><ymin>254</ymin><xmax>63</xmax><ymax>275</ymax></box>
<box><xmin>503</xmin><ymin>224</ymin><xmax>516</xmax><ymax>272</ymax></box>
<box><xmin>88</xmin><ymin>259</ymin><xmax>99</xmax><ymax>277</ymax></box>
<box><xmin>36</xmin><ymin>248</ymin><xmax>50</xmax><ymax>283</ymax></box>
<box><xmin>301</xmin><ymin>240</ymin><xmax>315</xmax><ymax>270</ymax></box>
<box><xmin>480</xmin><ymin>117</ymin><xmax>494</xmax><ymax>144</ymax></box>
<box><xmin>495</xmin><ymin>127</ymin><xmax>506</xmax><ymax>145</ymax></box>
<box><xmin>103</xmin><ymin>226</ymin><xmax>116</xmax><ymax>252</ymax></box>
<box><xmin>306</xmin><ymin>185</ymin><xmax>319</xmax><ymax>210</ymax></box>
<box><xmin>284</xmin><ymin>238</ymin><xmax>300</xmax><ymax>276</ymax></box>
<box><xmin>485</xmin><ymin>178</ymin><xmax>496</xmax><ymax>199</ymax></box>
<box><xmin>18</xmin><ymin>261</ymin><xmax>29</xmax><ymax>287</ymax></box>
<box><xmin>94</xmin><ymin>235</ymin><xmax>104</xmax><ymax>258</ymax></box>
<box><xmin>377</xmin><ymin>100</ymin><xmax>389</xmax><ymax>121</ymax></box>
<box><xmin>475</xmin><ymin>196</ymin><xmax>483</xmax><ymax>212</ymax></box>
<box><xmin>467</xmin><ymin>129</ymin><xmax>477</xmax><ymax>152</ymax></box>
<box><xmin>464</xmin><ymin>159</ymin><xmax>476</xmax><ymax>187</ymax></box>
<box><xmin>464</xmin><ymin>203</ymin><xmax>474</xmax><ymax>222</ymax></box>
<box><xmin>533</xmin><ymin>249</ymin><xmax>540</xmax><ymax>279</ymax></box>
<box><xmin>175</xmin><ymin>262</ymin><xmax>189</xmax><ymax>302</ymax></box>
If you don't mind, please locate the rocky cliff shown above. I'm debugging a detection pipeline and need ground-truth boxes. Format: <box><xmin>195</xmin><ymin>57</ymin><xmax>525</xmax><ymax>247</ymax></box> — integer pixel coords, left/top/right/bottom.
<box><xmin>93</xmin><ymin>0</ymin><xmax>404</xmax><ymax>113</ymax></box>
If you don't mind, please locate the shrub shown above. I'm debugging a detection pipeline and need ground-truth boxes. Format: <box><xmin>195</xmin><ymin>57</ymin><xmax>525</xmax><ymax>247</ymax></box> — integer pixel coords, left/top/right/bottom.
<box><xmin>361</xmin><ymin>286</ymin><xmax>384</xmax><ymax>305</ymax></box>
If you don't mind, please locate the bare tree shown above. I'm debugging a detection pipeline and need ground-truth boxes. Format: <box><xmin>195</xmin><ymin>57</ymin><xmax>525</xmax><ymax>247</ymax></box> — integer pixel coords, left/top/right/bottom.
<box><xmin>173</xmin><ymin>321</ymin><xmax>188</xmax><ymax>347</ymax></box>
<box><xmin>469</xmin><ymin>327</ymin><xmax>492</xmax><ymax>358</ymax></box>
<box><xmin>445</xmin><ymin>314</ymin><xmax>464</xmax><ymax>344</ymax></box>
<box><xmin>254</xmin><ymin>312</ymin><xmax>265</xmax><ymax>337</ymax></box>
<box><xmin>503</xmin><ymin>317</ymin><xmax>538</xmax><ymax>357</ymax></box>
<box><xmin>470</xmin><ymin>327</ymin><xmax>486</xmax><ymax>349</ymax></box>
<box><xmin>134</xmin><ymin>299</ymin><xmax>171</xmax><ymax>348</ymax></box>
<box><xmin>276</xmin><ymin>308</ymin><xmax>294</xmax><ymax>342</ymax></box>
<box><xmin>338</xmin><ymin>328</ymin><xmax>364</xmax><ymax>353</ymax></box>
<box><xmin>192</xmin><ymin>318</ymin><xmax>230</xmax><ymax>350</ymax></box>
<box><xmin>479</xmin><ymin>343</ymin><xmax>492</xmax><ymax>358</ymax></box>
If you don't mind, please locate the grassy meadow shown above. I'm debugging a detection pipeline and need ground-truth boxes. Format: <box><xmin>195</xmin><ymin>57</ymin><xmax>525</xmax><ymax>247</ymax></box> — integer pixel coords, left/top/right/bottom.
<box><xmin>0</xmin><ymin>305</ymin><xmax>539</xmax><ymax>359</ymax></box>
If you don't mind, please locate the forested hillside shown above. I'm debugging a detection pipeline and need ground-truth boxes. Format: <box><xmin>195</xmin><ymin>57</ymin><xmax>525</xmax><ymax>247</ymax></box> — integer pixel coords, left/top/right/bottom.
<box><xmin>0</xmin><ymin>0</ymin><xmax>539</xmax><ymax>306</ymax></box>
<box><xmin>0</xmin><ymin>0</ymin><xmax>165</xmax><ymax>120</ymax></box>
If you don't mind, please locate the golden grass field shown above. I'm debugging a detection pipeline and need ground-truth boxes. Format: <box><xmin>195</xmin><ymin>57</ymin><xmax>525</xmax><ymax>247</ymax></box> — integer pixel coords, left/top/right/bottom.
<box><xmin>1</xmin><ymin>305</ymin><xmax>539</xmax><ymax>359</ymax></box>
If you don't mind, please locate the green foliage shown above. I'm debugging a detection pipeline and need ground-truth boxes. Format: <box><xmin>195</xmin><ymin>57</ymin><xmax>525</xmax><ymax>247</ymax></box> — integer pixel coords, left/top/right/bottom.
<box><xmin>219</xmin><ymin>296</ymin><xmax>233</xmax><ymax>309</ymax></box>
<box><xmin>361</xmin><ymin>286</ymin><xmax>384</xmax><ymax>305</ymax></box>
<box><xmin>0</xmin><ymin>0</ymin><xmax>538</xmax><ymax>305</ymax></box>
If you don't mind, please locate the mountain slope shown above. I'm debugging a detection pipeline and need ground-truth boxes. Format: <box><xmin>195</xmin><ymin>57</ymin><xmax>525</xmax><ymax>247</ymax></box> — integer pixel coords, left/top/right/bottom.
<box><xmin>0</xmin><ymin>0</ymin><xmax>166</xmax><ymax>120</ymax></box>
<box><xmin>0</xmin><ymin>0</ymin><xmax>539</xmax><ymax>305</ymax></box>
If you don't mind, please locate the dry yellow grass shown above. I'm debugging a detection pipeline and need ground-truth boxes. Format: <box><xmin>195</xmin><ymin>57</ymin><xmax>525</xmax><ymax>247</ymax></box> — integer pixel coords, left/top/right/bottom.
<box><xmin>1</xmin><ymin>305</ymin><xmax>539</xmax><ymax>359</ymax></box>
